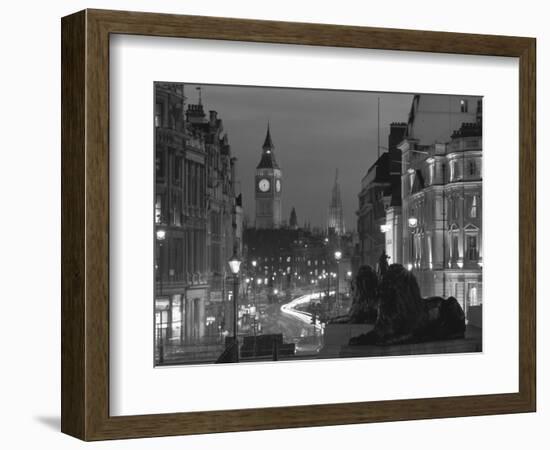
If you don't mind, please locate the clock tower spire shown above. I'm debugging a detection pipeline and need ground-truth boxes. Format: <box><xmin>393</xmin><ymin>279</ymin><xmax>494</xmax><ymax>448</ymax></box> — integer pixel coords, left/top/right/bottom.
<box><xmin>255</xmin><ymin>124</ymin><xmax>282</xmax><ymax>229</ymax></box>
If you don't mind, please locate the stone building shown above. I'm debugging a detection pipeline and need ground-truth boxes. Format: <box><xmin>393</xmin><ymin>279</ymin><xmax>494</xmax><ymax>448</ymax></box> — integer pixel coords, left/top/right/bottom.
<box><xmin>154</xmin><ymin>83</ymin><xmax>241</xmax><ymax>351</ymax></box>
<box><xmin>357</xmin><ymin>123</ymin><xmax>407</xmax><ymax>269</ymax></box>
<box><xmin>186</xmin><ymin>101</ymin><xmax>242</xmax><ymax>337</ymax></box>
<box><xmin>394</xmin><ymin>94</ymin><xmax>483</xmax><ymax>314</ymax></box>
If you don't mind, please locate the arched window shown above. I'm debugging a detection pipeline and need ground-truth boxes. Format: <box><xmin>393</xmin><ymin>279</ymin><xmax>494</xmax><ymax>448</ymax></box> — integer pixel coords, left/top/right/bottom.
<box><xmin>467</xmin><ymin>235</ymin><xmax>478</xmax><ymax>261</ymax></box>
<box><xmin>468</xmin><ymin>160</ymin><xmax>477</xmax><ymax>176</ymax></box>
<box><xmin>470</xmin><ymin>195</ymin><xmax>478</xmax><ymax>218</ymax></box>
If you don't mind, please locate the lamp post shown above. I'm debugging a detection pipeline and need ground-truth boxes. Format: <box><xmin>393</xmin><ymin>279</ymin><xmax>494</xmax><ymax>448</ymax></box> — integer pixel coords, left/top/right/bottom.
<box><xmin>156</xmin><ymin>229</ymin><xmax>166</xmax><ymax>295</ymax></box>
<box><xmin>334</xmin><ymin>250</ymin><xmax>342</xmax><ymax>315</ymax></box>
<box><xmin>228</xmin><ymin>253</ymin><xmax>242</xmax><ymax>362</ymax></box>
<box><xmin>408</xmin><ymin>217</ymin><xmax>417</xmax><ymax>270</ymax></box>
<box><xmin>155</xmin><ymin>229</ymin><xmax>166</xmax><ymax>363</ymax></box>
<box><xmin>251</xmin><ymin>260</ymin><xmax>258</xmax><ymax>306</ymax></box>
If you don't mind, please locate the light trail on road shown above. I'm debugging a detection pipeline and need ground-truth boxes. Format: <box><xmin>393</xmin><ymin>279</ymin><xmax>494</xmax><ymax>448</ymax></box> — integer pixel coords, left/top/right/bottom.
<box><xmin>279</xmin><ymin>291</ymin><xmax>334</xmax><ymax>332</ymax></box>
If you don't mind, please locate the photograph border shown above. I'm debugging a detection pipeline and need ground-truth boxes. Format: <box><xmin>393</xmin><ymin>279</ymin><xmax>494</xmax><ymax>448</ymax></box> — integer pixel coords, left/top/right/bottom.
<box><xmin>61</xmin><ymin>9</ymin><xmax>536</xmax><ymax>440</ymax></box>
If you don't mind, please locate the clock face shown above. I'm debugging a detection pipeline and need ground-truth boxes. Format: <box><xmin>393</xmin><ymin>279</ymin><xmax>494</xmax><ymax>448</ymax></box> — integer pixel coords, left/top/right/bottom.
<box><xmin>275</xmin><ymin>179</ymin><xmax>281</xmax><ymax>192</ymax></box>
<box><xmin>258</xmin><ymin>178</ymin><xmax>270</xmax><ymax>192</ymax></box>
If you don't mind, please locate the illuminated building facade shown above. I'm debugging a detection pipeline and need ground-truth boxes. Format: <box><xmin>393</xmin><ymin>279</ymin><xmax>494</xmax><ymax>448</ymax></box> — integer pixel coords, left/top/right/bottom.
<box><xmin>393</xmin><ymin>94</ymin><xmax>483</xmax><ymax>313</ymax></box>
<box><xmin>154</xmin><ymin>83</ymin><xmax>240</xmax><ymax>354</ymax></box>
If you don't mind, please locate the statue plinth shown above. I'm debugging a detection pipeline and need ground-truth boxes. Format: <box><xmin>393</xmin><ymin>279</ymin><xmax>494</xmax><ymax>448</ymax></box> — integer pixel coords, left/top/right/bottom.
<box><xmin>319</xmin><ymin>323</ymin><xmax>374</xmax><ymax>358</ymax></box>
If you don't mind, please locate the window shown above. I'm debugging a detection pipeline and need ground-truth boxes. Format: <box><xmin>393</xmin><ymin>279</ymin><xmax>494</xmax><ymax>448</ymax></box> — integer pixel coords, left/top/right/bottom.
<box><xmin>452</xmin><ymin>233</ymin><xmax>459</xmax><ymax>260</ymax></box>
<box><xmin>470</xmin><ymin>195</ymin><xmax>478</xmax><ymax>218</ymax></box>
<box><xmin>450</xmin><ymin>196</ymin><xmax>459</xmax><ymax>220</ymax></box>
<box><xmin>460</xmin><ymin>99</ymin><xmax>469</xmax><ymax>113</ymax></box>
<box><xmin>155</xmin><ymin>194</ymin><xmax>164</xmax><ymax>224</ymax></box>
<box><xmin>467</xmin><ymin>235</ymin><xmax>478</xmax><ymax>261</ymax></box>
<box><xmin>173</xmin><ymin>155</ymin><xmax>182</xmax><ymax>186</ymax></box>
<box><xmin>468</xmin><ymin>283</ymin><xmax>480</xmax><ymax>306</ymax></box>
<box><xmin>171</xmin><ymin>192</ymin><xmax>181</xmax><ymax>226</ymax></box>
<box><xmin>409</xmin><ymin>171</ymin><xmax>415</xmax><ymax>194</ymax></box>
<box><xmin>155</xmin><ymin>150</ymin><xmax>166</xmax><ymax>183</ymax></box>
<box><xmin>155</xmin><ymin>101</ymin><xmax>163</xmax><ymax>127</ymax></box>
<box><xmin>415</xmin><ymin>233</ymin><xmax>422</xmax><ymax>262</ymax></box>
<box><xmin>468</xmin><ymin>160</ymin><xmax>477</xmax><ymax>177</ymax></box>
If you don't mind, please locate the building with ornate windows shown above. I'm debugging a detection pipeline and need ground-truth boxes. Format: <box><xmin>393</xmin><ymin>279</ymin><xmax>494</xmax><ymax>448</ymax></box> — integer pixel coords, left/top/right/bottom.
<box><xmin>154</xmin><ymin>83</ymin><xmax>241</xmax><ymax>358</ymax></box>
<box><xmin>389</xmin><ymin>94</ymin><xmax>483</xmax><ymax>314</ymax></box>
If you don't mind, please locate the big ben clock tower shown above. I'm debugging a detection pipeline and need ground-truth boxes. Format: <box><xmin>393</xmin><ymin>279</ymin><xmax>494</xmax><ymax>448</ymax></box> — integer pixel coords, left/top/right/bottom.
<box><xmin>255</xmin><ymin>124</ymin><xmax>282</xmax><ymax>229</ymax></box>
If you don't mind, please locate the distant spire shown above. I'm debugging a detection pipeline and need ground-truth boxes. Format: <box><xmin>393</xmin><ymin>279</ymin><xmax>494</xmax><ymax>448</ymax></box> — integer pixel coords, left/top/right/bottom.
<box><xmin>263</xmin><ymin>123</ymin><xmax>274</xmax><ymax>150</ymax></box>
<box><xmin>327</xmin><ymin>168</ymin><xmax>345</xmax><ymax>236</ymax></box>
<box><xmin>256</xmin><ymin>123</ymin><xmax>279</xmax><ymax>169</ymax></box>
<box><xmin>289</xmin><ymin>207</ymin><xmax>298</xmax><ymax>229</ymax></box>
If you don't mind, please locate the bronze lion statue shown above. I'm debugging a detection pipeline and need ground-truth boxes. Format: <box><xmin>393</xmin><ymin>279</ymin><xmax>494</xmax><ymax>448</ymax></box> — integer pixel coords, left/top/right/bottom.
<box><xmin>329</xmin><ymin>265</ymin><xmax>378</xmax><ymax>324</ymax></box>
<box><xmin>349</xmin><ymin>264</ymin><xmax>465</xmax><ymax>346</ymax></box>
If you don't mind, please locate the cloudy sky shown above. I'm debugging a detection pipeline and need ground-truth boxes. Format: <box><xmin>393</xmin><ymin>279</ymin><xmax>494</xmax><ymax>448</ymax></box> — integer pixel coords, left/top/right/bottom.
<box><xmin>185</xmin><ymin>83</ymin><xmax>413</xmax><ymax>231</ymax></box>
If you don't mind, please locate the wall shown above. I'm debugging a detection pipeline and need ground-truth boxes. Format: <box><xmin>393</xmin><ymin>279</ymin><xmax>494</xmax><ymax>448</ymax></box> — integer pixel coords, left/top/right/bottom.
<box><xmin>0</xmin><ymin>1</ymin><xmax>547</xmax><ymax>449</ymax></box>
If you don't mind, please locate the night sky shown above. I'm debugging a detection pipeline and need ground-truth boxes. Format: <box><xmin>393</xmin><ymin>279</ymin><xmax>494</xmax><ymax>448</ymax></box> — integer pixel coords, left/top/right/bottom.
<box><xmin>184</xmin><ymin>83</ymin><xmax>413</xmax><ymax>231</ymax></box>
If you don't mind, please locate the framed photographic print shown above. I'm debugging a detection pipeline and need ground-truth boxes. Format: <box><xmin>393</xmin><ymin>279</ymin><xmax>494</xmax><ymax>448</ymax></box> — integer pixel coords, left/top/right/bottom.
<box><xmin>61</xmin><ymin>9</ymin><xmax>536</xmax><ymax>441</ymax></box>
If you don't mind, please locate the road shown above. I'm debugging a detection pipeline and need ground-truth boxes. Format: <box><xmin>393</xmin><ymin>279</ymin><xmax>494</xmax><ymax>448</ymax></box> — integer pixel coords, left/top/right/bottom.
<box><xmin>259</xmin><ymin>292</ymin><xmax>325</xmax><ymax>354</ymax></box>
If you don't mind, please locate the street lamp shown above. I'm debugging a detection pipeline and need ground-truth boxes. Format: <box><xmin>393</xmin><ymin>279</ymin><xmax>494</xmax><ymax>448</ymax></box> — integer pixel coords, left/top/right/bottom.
<box><xmin>155</xmin><ymin>228</ymin><xmax>166</xmax><ymax>363</ymax></box>
<box><xmin>156</xmin><ymin>229</ymin><xmax>166</xmax><ymax>295</ymax></box>
<box><xmin>334</xmin><ymin>250</ymin><xmax>342</xmax><ymax>315</ymax></box>
<box><xmin>228</xmin><ymin>253</ymin><xmax>242</xmax><ymax>362</ymax></box>
<box><xmin>408</xmin><ymin>217</ymin><xmax>418</xmax><ymax>228</ymax></box>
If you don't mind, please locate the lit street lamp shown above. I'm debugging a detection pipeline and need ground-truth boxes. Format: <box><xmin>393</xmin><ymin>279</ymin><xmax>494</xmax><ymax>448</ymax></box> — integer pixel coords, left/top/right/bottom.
<box><xmin>334</xmin><ymin>250</ymin><xmax>342</xmax><ymax>315</ymax></box>
<box><xmin>155</xmin><ymin>228</ymin><xmax>166</xmax><ymax>364</ymax></box>
<box><xmin>228</xmin><ymin>252</ymin><xmax>242</xmax><ymax>363</ymax></box>
<box><xmin>408</xmin><ymin>217</ymin><xmax>418</xmax><ymax>228</ymax></box>
<box><xmin>155</xmin><ymin>229</ymin><xmax>166</xmax><ymax>295</ymax></box>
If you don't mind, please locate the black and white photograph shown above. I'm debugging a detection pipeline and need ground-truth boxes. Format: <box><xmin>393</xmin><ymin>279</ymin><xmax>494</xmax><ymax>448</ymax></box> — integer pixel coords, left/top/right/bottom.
<box><xmin>153</xmin><ymin>82</ymin><xmax>483</xmax><ymax>366</ymax></box>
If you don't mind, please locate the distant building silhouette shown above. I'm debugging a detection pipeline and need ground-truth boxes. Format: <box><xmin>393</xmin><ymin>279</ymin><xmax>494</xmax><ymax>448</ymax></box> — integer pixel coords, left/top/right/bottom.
<box><xmin>289</xmin><ymin>207</ymin><xmax>298</xmax><ymax>230</ymax></box>
<box><xmin>327</xmin><ymin>169</ymin><xmax>345</xmax><ymax>236</ymax></box>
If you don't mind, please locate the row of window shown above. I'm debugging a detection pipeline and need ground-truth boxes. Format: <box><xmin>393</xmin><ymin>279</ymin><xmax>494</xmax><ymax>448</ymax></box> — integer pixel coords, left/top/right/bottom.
<box><xmin>406</xmin><ymin>158</ymin><xmax>481</xmax><ymax>195</ymax></box>
<box><xmin>156</xmin><ymin>230</ymin><xmax>208</xmax><ymax>281</ymax></box>
<box><xmin>449</xmin><ymin>194</ymin><xmax>479</xmax><ymax>220</ymax></box>
<box><xmin>155</xmin><ymin>163</ymin><xmax>207</xmax><ymax>226</ymax></box>
<box><xmin>408</xmin><ymin>231</ymin><xmax>480</xmax><ymax>265</ymax></box>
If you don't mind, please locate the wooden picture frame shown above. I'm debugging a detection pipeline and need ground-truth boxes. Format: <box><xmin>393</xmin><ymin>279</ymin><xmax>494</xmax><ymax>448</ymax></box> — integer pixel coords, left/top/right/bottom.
<box><xmin>61</xmin><ymin>9</ymin><xmax>536</xmax><ymax>441</ymax></box>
